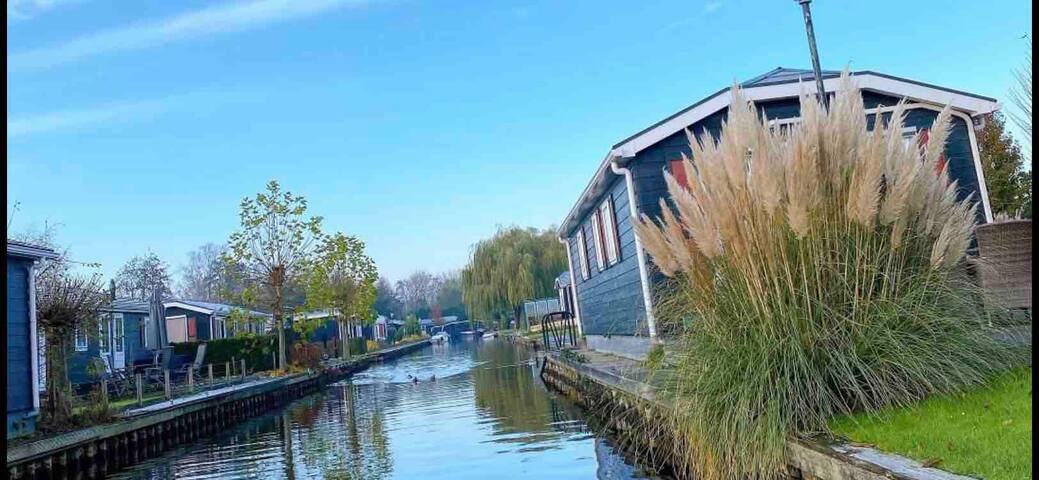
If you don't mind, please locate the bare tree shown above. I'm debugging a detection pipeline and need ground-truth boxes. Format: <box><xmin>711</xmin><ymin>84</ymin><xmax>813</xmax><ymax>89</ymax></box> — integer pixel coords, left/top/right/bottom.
<box><xmin>177</xmin><ymin>243</ymin><xmax>246</xmax><ymax>302</ymax></box>
<box><xmin>114</xmin><ymin>252</ymin><xmax>173</xmax><ymax>301</ymax></box>
<box><xmin>394</xmin><ymin>270</ymin><xmax>442</xmax><ymax>316</ymax></box>
<box><xmin>1009</xmin><ymin>50</ymin><xmax>1032</xmax><ymax>155</ymax></box>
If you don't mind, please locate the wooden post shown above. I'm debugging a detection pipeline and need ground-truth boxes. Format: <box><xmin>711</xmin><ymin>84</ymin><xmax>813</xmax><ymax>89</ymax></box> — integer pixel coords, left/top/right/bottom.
<box><xmin>208</xmin><ymin>363</ymin><xmax>214</xmax><ymax>385</ymax></box>
<box><xmin>231</xmin><ymin>356</ymin><xmax>236</xmax><ymax>376</ymax></box>
<box><xmin>101</xmin><ymin>379</ymin><xmax>109</xmax><ymax>408</ymax></box>
<box><xmin>188</xmin><ymin>369</ymin><xmax>195</xmax><ymax>392</ymax></box>
<box><xmin>272</xmin><ymin>351</ymin><xmax>277</xmax><ymax>371</ymax></box>
<box><xmin>225</xmin><ymin>362</ymin><xmax>230</xmax><ymax>380</ymax></box>
<box><xmin>164</xmin><ymin>370</ymin><xmax>171</xmax><ymax>400</ymax></box>
<box><xmin>241</xmin><ymin>359</ymin><xmax>247</xmax><ymax>381</ymax></box>
<box><xmin>136</xmin><ymin>373</ymin><xmax>143</xmax><ymax>406</ymax></box>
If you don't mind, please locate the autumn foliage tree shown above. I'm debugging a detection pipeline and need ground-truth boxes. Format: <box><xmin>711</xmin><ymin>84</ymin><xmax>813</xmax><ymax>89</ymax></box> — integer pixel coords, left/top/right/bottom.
<box><xmin>978</xmin><ymin>112</ymin><xmax>1031</xmax><ymax>218</ymax></box>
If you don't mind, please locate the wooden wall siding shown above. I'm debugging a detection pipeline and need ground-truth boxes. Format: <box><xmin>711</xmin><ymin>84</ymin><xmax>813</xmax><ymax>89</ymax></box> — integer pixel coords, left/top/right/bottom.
<box><xmin>567</xmin><ymin>177</ymin><xmax>648</xmax><ymax>337</ymax></box>
<box><xmin>163</xmin><ymin>307</ymin><xmax>213</xmax><ymax>342</ymax></box>
<box><xmin>7</xmin><ymin>258</ymin><xmax>34</xmax><ymax>415</ymax></box>
<box><xmin>68</xmin><ymin>312</ymin><xmax>154</xmax><ymax>385</ymax></box>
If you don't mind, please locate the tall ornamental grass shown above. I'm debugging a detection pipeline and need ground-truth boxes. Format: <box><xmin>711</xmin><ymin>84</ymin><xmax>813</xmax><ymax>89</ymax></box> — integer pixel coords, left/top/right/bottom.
<box><xmin>634</xmin><ymin>71</ymin><xmax>1024</xmax><ymax>480</ymax></box>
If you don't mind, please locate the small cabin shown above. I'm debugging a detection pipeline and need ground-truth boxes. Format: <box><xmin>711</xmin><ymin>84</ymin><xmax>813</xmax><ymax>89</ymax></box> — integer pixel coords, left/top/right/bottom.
<box><xmin>558</xmin><ymin>67</ymin><xmax>1000</xmax><ymax>360</ymax></box>
<box><xmin>7</xmin><ymin>240</ymin><xmax>58</xmax><ymax>439</ymax></box>
<box><xmin>163</xmin><ymin>300</ymin><xmax>272</xmax><ymax>343</ymax></box>
<box><xmin>68</xmin><ymin>298</ymin><xmax>159</xmax><ymax>386</ymax></box>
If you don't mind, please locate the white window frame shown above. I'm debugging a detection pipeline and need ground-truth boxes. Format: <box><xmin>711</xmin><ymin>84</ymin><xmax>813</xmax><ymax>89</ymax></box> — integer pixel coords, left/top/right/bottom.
<box><xmin>590</xmin><ymin>211</ymin><xmax>606</xmax><ymax>271</ymax></box>
<box><xmin>211</xmin><ymin>316</ymin><xmax>226</xmax><ymax>340</ymax></box>
<box><xmin>141</xmin><ymin>316</ymin><xmax>150</xmax><ymax>349</ymax></box>
<box><xmin>598</xmin><ymin>198</ymin><xmax>620</xmax><ymax>266</ymax></box>
<box><xmin>98</xmin><ymin>316</ymin><xmax>109</xmax><ymax>352</ymax></box>
<box><xmin>113</xmin><ymin>313</ymin><xmax>124</xmax><ymax>353</ymax></box>
<box><xmin>74</xmin><ymin>328</ymin><xmax>89</xmax><ymax>352</ymax></box>
<box><xmin>576</xmin><ymin>231</ymin><xmax>590</xmax><ymax>280</ymax></box>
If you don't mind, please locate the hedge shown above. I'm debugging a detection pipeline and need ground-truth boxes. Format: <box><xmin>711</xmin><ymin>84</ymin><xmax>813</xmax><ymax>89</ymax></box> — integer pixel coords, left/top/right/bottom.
<box><xmin>171</xmin><ymin>334</ymin><xmax>278</xmax><ymax>372</ymax></box>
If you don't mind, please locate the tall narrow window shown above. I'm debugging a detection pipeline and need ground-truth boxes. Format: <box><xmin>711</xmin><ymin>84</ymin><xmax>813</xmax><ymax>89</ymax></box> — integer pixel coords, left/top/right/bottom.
<box><xmin>140</xmin><ymin>317</ymin><xmax>150</xmax><ymax>348</ymax></box>
<box><xmin>599</xmin><ymin>198</ymin><xmax>620</xmax><ymax>266</ymax></box>
<box><xmin>98</xmin><ymin>317</ymin><xmax>109</xmax><ymax>351</ymax></box>
<box><xmin>669</xmin><ymin>159</ymin><xmax>690</xmax><ymax>188</ymax></box>
<box><xmin>591</xmin><ymin>211</ymin><xmax>606</xmax><ymax>271</ymax></box>
<box><xmin>576</xmin><ymin>231</ymin><xmax>590</xmax><ymax>280</ymax></box>
<box><xmin>113</xmin><ymin>313</ymin><xmax>124</xmax><ymax>352</ymax></box>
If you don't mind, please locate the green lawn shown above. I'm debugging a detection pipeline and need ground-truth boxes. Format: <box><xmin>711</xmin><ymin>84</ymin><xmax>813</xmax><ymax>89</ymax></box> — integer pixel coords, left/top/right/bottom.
<box><xmin>829</xmin><ymin>367</ymin><xmax>1032</xmax><ymax>480</ymax></box>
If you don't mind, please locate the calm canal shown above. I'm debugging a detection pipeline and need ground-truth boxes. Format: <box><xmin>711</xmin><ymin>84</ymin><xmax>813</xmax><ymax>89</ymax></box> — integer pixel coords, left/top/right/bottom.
<box><xmin>108</xmin><ymin>337</ymin><xmax>655</xmax><ymax>479</ymax></box>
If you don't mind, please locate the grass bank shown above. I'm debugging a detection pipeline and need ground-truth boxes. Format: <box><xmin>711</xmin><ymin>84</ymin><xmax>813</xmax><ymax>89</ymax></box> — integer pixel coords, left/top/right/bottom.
<box><xmin>829</xmin><ymin>367</ymin><xmax>1032</xmax><ymax>480</ymax></box>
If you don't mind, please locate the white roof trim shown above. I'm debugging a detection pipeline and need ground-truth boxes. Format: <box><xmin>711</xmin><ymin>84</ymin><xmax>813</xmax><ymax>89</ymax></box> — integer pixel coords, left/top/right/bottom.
<box><xmin>560</xmin><ymin>71</ymin><xmax>1000</xmax><ymax>236</ymax></box>
<box><xmin>611</xmin><ymin>73</ymin><xmax>1000</xmax><ymax>158</ymax></box>
<box><xmin>7</xmin><ymin>242</ymin><xmax>59</xmax><ymax>260</ymax></box>
<box><xmin>163</xmin><ymin>301</ymin><xmax>213</xmax><ymax>315</ymax></box>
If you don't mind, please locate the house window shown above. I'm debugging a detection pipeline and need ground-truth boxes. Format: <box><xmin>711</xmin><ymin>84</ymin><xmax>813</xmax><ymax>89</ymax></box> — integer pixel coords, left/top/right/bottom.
<box><xmin>211</xmin><ymin>316</ymin><xmax>226</xmax><ymax>340</ymax></box>
<box><xmin>591</xmin><ymin>210</ymin><xmax>606</xmax><ymax>271</ymax></box>
<box><xmin>668</xmin><ymin>159</ymin><xmax>690</xmax><ymax>189</ymax></box>
<box><xmin>98</xmin><ymin>318</ymin><xmax>109</xmax><ymax>351</ymax></box>
<box><xmin>576</xmin><ymin>231</ymin><xmax>590</xmax><ymax>280</ymax></box>
<box><xmin>598</xmin><ymin>198</ymin><xmax>620</xmax><ymax>266</ymax></box>
<box><xmin>113</xmin><ymin>313</ymin><xmax>124</xmax><ymax>353</ymax></box>
<box><xmin>140</xmin><ymin>316</ymin><xmax>150</xmax><ymax>349</ymax></box>
<box><xmin>75</xmin><ymin>329</ymin><xmax>89</xmax><ymax>352</ymax></box>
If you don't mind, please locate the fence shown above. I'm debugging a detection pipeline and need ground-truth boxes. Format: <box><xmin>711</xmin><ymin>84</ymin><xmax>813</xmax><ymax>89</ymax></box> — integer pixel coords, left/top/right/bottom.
<box><xmin>522</xmin><ymin>298</ymin><xmax>561</xmax><ymax>330</ymax></box>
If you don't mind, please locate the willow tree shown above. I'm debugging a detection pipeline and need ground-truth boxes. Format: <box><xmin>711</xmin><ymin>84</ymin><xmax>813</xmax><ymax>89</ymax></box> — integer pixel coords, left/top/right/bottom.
<box><xmin>302</xmin><ymin>232</ymin><xmax>378</xmax><ymax>358</ymax></box>
<box><xmin>460</xmin><ymin>226</ymin><xmax>566</xmax><ymax>328</ymax></box>
<box><xmin>223</xmin><ymin>180</ymin><xmax>324</xmax><ymax>369</ymax></box>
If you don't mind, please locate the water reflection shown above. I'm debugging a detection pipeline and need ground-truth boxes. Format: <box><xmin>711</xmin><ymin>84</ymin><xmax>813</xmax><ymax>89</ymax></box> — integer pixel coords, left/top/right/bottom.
<box><xmin>110</xmin><ymin>338</ymin><xmax>652</xmax><ymax>479</ymax></box>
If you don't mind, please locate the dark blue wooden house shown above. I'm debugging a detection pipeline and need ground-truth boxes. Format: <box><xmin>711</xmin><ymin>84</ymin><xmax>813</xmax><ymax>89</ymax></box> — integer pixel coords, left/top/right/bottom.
<box><xmin>163</xmin><ymin>300</ymin><xmax>272</xmax><ymax>343</ymax></box>
<box><xmin>7</xmin><ymin>240</ymin><xmax>58</xmax><ymax>439</ymax></box>
<box><xmin>558</xmin><ymin>67</ymin><xmax>1000</xmax><ymax>360</ymax></box>
<box><xmin>68</xmin><ymin>298</ymin><xmax>158</xmax><ymax>386</ymax></box>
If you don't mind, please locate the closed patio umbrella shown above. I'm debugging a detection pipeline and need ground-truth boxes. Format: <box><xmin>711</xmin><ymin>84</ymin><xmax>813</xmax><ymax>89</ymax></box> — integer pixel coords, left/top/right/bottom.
<box><xmin>150</xmin><ymin>287</ymin><xmax>167</xmax><ymax>347</ymax></box>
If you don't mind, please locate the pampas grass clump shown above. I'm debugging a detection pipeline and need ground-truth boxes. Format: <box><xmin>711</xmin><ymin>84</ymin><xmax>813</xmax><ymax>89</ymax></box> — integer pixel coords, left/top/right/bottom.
<box><xmin>634</xmin><ymin>71</ymin><xmax>1023</xmax><ymax>479</ymax></box>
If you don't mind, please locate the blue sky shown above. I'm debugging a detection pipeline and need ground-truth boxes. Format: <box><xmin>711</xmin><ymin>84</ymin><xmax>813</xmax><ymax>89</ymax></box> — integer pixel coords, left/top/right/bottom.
<box><xmin>7</xmin><ymin>0</ymin><xmax>1032</xmax><ymax>285</ymax></box>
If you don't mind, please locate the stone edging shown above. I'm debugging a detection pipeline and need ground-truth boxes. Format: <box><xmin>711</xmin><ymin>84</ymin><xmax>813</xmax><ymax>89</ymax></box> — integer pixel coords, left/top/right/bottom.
<box><xmin>541</xmin><ymin>354</ymin><xmax>975</xmax><ymax>480</ymax></box>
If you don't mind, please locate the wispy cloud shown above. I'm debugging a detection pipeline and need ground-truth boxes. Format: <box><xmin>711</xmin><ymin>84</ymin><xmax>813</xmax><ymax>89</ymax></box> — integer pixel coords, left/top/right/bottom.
<box><xmin>7</xmin><ymin>0</ymin><xmax>83</xmax><ymax>23</ymax></box>
<box><xmin>8</xmin><ymin>0</ymin><xmax>373</xmax><ymax>72</ymax></box>
<box><xmin>703</xmin><ymin>1</ymin><xmax>724</xmax><ymax>14</ymax></box>
<box><xmin>7</xmin><ymin>90</ymin><xmax>257</xmax><ymax>138</ymax></box>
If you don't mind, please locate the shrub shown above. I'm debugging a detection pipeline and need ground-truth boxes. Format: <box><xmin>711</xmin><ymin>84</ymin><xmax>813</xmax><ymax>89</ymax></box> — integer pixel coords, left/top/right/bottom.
<box><xmin>634</xmin><ymin>71</ymin><xmax>1024</xmax><ymax>480</ymax></box>
<box><xmin>366</xmin><ymin>339</ymin><xmax>379</xmax><ymax>352</ymax></box>
<box><xmin>346</xmin><ymin>337</ymin><xmax>367</xmax><ymax>356</ymax></box>
<box><xmin>291</xmin><ymin>342</ymin><xmax>323</xmax><ymax>369</ymax></box>
<box><xmin>172</xmin><ymin>334</ymin><xmax>278</xmax><ymax>373</ymax></box>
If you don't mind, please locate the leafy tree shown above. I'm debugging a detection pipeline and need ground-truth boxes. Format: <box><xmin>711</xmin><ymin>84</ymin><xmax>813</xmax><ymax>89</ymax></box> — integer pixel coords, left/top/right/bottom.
<box><xmin>222</xmin><ymin>180</ymin><xmax>324</xmax><ymax>369</ymax></box>
<box><xmin>461</xmin><ymin>226</ymin><xmax>566</xmax><ymax>328</ymax></box>
<box><xmin>302</xmin><ymin>232</ymin><xmax>379</xmax><ymax>358</ymax></box>
<box><xmin>978</xmin><ymin>112</ymin><xmax>1031</xmax><ymax>218</ymax></box>
<box><xmin>373</xmin><ymin>277</ymin><xmax>403</xmax><ymax>319</ymax></box>
<box><xmin>114</xmin><ymin>252</ymin><xmax>173</xmax><ymax>300</ymax></box>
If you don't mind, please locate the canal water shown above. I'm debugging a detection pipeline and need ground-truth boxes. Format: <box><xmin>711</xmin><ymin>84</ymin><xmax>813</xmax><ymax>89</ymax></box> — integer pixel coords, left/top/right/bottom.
<box><xmin>108</xmin><ymin>337</ymin><xmax>655</xmax><ymax>479</ymax></box>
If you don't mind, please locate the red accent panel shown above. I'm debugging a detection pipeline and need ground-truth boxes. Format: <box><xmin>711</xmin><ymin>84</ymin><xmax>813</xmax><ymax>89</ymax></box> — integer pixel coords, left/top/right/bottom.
<box><xmin>669</xmin><ymin>159</ymin><xmax>689</xmax><ymax>188</ymax></box>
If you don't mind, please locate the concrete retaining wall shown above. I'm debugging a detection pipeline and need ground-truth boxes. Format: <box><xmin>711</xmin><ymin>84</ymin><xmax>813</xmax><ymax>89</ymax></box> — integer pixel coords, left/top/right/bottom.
<box><xmin>540</xmin><ymin>355</ymin><xmax>973</xmax><ymax>480</ymax></box>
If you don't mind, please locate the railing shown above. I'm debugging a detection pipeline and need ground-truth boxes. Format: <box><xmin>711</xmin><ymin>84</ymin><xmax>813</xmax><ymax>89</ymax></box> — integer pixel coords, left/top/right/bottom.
<box><xmin>540</xmin><ymin>311</ymin><xmax>578</xmax><ymax>350</ymax></box>
<box><xmin>72</xmin><ymin>358</ymin><xmax>267</xmax><ymax>416</ymax></box>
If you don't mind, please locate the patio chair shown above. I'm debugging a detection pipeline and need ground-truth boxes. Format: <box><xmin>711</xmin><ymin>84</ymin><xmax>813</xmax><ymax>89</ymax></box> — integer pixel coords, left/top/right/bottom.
<box><xmin>100</xmin><ymin>359</ymin><xmax>133</xmax><ymax>398</ymax></box>
<box><xmin>144</xmin><ymin>346</ymin><xmax>174</xmax><ymax>389</ymax></box>
<box><xmin>174</xmin><ymin>343</ymin><xmax>207</xmax><ymax>383</ymax></box>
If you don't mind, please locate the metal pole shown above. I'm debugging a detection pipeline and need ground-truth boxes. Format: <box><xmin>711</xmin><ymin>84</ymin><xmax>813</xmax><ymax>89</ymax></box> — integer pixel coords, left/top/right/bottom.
<box><xmin>797</xmin><ymin>0</ymin><xmax>828</xmax><ymax>108</ymax></box>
